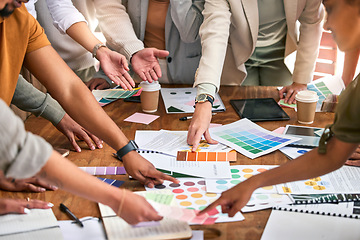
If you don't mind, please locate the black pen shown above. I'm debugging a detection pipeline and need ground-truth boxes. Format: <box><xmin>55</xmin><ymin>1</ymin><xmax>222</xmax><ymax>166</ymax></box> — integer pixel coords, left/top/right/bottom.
<box><xmin>179</xmin><ymin>116</ymin><xmax>193</xmax><ymax>121</ymax></box>
<box><xmin>179</xmin><ymin>113</ymin><xmax>216</xmax><ymax>121</ymax></box>
<box><xmin>60</xmin><ymin>203</ymin><xmax>84</xmax><ymax>227</ymax></box>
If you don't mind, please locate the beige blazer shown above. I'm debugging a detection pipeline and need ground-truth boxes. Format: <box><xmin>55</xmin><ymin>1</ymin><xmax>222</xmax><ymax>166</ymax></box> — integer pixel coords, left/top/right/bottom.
<box><xmin>194</xmin><ymin>0</ymin><xmax>324</xmax><ymax>90</ymax></box>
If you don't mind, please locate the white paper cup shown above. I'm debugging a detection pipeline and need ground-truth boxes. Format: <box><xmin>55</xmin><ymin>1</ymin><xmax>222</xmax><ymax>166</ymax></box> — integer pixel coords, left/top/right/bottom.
<box><xmin>295</xmin><ymin>90</ymin><xmax>319</xmax><ymax>124</ymax></box>
<box><xmin>139</xmin><ymin>81</ymin><xmax>161</xmax><ymax>113</ymax></box>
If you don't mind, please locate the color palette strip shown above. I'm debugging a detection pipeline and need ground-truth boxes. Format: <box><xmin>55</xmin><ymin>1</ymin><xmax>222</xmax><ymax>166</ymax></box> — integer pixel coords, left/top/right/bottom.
<box><xmin>97</xmin><ymin>177</ymin><xmax>124</xmax><ymax>188</ymax></box>
<box><xmin>176</xmin><ymin>151</ymin><xmax>236</xmax><ymax>162</ymax></box>
<box><xmin>79</xmin><ymin>167</ymin><xmax>126</xmax><ymax>175</ymax></box>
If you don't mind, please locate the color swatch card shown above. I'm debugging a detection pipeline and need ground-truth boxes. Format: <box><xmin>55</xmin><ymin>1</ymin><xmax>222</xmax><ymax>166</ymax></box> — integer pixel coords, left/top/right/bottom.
<box><xmin>97</xmin><ymin>177</ymin><xmax>124</xmax><ymax>188</ymax></box>
<box><xmin>137</xmin><ymin>130</ymin><xmax>232</xmax><ymax>157</ymax></box>
<box><xmin>306</xmin><ymin>75</ymin><xmax>344</xmax><ymax>111</ymax></box>
<box><xmin>93</xmin><ymin>87</ymin><xmax>141</xmax><ymax>107</ymax></box>
<box><xmin>161</xmin><ymin>87</ymin><xmax>225</xmax><ymax>113</ymax></box>
<box><xmin>124</xmin><ymin>112</ymin><xmax>160</xmax><ymax>125</ymax></box>
<box><xmin>177</xmin><ymin>151</ymin><xmax>237</xmax><ymax>162</ymax></box>
<box><xmin>146</xmin><ymin>178</ymin><xmax>245</xmax><ymax>223</ymax></box>
<box><xmin>209</xmin><ymin>119</ymin><xmax>300</xmax><ymax>159</ymax></box>
<box><xmin>205</xmin><ymin>165</ymin><xmax>279</xmax><ymax>194</ymax></box>
<box><xmin>140</xmin><ymin>151</ymin><xmax>231</xmax><ymax>179</ymax></box>
<box><xmin>278</xmin><ymin>75</ymin><xmax>344</xmax><ymax>112</ymax></box>
<box><xmin>277</xmin><ymin>166</ymin><xmax>360</xmax><ymax>194</ymax></box>
<box><xmin>79</xmin><ymin>166</ymin><xmax>126</xmax><ymax>175</ymax></box>
<box><xmin>242</xmin><ymin>193</ymin><xmax>293</xmax><ymax>212</ymax></box>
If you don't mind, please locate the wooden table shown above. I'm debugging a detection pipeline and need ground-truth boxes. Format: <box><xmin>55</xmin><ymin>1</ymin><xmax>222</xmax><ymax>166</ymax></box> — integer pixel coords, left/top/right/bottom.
<box><xmin>5</xmin><ymin>86</ymin><xmax>335</xmax><ymax>240</ymax></box>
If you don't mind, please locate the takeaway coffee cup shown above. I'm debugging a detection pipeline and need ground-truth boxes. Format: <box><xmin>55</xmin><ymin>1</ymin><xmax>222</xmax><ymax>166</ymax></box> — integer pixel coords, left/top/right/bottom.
<box><xmin>139</xmin><ymin>81</ymin><xmax>161</xmax><ymax>113</ymax></box>
<box><xmin>295</xmin><ymin>90</ymin><xmax>319</xmax><ymax>124</ymax></box>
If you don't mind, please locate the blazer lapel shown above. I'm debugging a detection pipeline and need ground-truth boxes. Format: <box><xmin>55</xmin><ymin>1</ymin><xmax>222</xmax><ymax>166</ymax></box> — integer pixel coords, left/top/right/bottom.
<box><xmin>241</xmin><ymin>0</ymin><xmax>258</xmax><ymax>47</ymax></box>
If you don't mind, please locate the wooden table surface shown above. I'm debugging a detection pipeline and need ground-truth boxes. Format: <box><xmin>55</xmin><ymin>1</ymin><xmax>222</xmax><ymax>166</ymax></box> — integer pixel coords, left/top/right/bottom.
<box><xmin>5</xmin><ymin>85</ymin><xmax>335</xmax><ymax>240</ymax></box>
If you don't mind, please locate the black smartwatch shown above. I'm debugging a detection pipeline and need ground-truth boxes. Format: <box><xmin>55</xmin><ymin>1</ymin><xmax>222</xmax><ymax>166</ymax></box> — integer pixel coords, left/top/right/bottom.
<box><xmin>116</xmin><ymin>140</ymin><xmax>139</xmax><ymax>162</ymax></box>
<box><xmin>195</xmin><ymin>93</ymin><xmax>214</xmax><ymax>107</ymax></box>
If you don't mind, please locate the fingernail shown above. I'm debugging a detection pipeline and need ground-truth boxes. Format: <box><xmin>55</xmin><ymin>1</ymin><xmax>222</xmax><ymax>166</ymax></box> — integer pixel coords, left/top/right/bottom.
<box><xmin>91</xmin><ymin>146</ymin><xmax>95</xmax><ymax>150</ymax></box>
<box><xmin>51</xmin><ymin>185</ymin><xmax>58</xmax><ymax>190</ymax></box>
<box><xmin>48</xmin><ymin>203</ymin><xmax>54</xmax><ymax>207</ymax></box>
<box><xmin>99</xmin><ymin>144</ymin><xmax>103</xmax><ymax>148</ymax></box>
<box><xmin>39</xmin><ymin>187</ymin><xmax>46</xmax><ymax>192</ymax></box>
<box><xmin>24</xmin><ymin>208</ymin><xmax>30</xmax><ymax>214</ymax></box>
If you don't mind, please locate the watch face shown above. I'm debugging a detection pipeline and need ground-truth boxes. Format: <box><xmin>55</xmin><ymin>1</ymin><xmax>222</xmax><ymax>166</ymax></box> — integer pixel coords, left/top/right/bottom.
<box><xmin>197</xmin><ymin>94</ymin><xmax>207</xmax><ymax>101</ymax></box>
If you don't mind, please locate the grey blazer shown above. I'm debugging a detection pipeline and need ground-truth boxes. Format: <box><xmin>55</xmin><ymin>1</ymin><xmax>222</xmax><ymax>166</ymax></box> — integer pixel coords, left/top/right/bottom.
<box><xmin>100</xmin><ymin>0</ymin><xmax>205</xmax><ymax>84</ymax></box>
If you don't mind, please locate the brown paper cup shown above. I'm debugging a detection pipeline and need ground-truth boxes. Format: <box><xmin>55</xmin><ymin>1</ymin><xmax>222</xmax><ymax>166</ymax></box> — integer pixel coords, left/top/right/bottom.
<box><xmin>139</xmin><ymin>81</ymin><xmax>161</xmax><ymax>113</ymax></box>
<box><xmin>295</xmin><ymin>90</ymin><xmax>319</xmax><ymax>124</ymax></box>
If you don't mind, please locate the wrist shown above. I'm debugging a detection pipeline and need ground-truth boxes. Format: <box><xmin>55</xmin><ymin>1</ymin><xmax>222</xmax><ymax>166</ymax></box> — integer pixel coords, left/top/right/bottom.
<box><xmin>116</xmin><ymin>140</ymin><xmax>139</xmax><ymax>162</ymax></box>
<box><xmin>92</xmin><ymin>43</ymin><xmax>107</xmax><ymax>59</ymax></box>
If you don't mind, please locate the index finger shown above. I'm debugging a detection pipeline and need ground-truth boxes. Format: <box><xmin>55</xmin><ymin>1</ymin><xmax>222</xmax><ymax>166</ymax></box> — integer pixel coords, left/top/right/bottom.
<box><xmin>147</xmin><ymin>168</ymin><xmax>179</xmax><ymax>184</ymax></box>
<box><xmin>198</xmin><ymin>198</ymin><xmax>221</xmax><ymax>215</ymax></box>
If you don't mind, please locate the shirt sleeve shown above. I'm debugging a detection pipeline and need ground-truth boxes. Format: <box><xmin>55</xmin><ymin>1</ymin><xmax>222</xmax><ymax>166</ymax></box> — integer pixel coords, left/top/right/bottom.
<box><xmin>331</xmin><ymin>76</ymin><xmax>360</xmax><ymax>143</ymax></box>
<box><xmin>0</xmin><ymin>99</ymin><xmax>52</xmax><ymax>179</ymax></box>
<box><xmin>45</xmin><ymin>0</ymin><xmax>87</xmax><ymax>34</ymax></box>
<box><xmin>11</xmin><ymin>75</ymin><xmax>66</xmax><ymax>126</ymax></box>
<box><xmin>26</xmin><ymin>9</ymin><xmax>51</xmax><ymax>53</ymax></box>
<box><xmin>93</xmin><ymin>0</ymin><xmax>144</xmax><ymax>61</ymax></box>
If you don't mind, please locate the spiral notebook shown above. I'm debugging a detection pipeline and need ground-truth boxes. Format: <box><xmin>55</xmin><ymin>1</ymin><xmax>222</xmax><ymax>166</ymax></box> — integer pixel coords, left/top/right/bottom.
<box><xmin>291</xmin><ymin>193</ymin><xmax>360</xmax><ymax>205</ymax></box>
<box><xmin>261</xmin><ymin>207</ymin><xmax>360</xmax><ymax>240</ymax></box>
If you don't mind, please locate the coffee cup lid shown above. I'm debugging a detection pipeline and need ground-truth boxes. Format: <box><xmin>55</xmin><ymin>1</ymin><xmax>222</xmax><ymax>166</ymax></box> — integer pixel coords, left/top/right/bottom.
<box><xmin>295</xmin><ymin>90</ymin><xmax>319</xmax><ymax>103</ymax></box>
<box><xmin>139</xmin><ymin>81</ymin><xmax>161</xmax><ymax>91</ymax></box>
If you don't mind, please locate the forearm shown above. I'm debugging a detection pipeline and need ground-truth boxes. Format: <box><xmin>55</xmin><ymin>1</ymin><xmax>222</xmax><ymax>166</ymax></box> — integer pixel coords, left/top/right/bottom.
<box><xmin>247</xmin><ymin>137</ymin><xmax>357</xmax><ymax>191</ymax></box>
<box><xmin>38</xmin><ymin>151</ymin><xmax>123</xmax><ymax>211</ymax></box>
<box><xmin>65</xmin><ymin>21</ymin><xmax>102</xmax><ymax>54</ymax></box>
<box><xmin>24</xmin><ymin>46</ymin><xmax>128</xmax><ymax>151</ymax></box>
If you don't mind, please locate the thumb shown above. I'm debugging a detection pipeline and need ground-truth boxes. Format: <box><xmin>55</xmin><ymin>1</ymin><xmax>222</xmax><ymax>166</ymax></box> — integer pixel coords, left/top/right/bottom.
<box><xmin>153</xmin><ymin>49</ymin><xmax>169</xmax><ymax>58</ymax></box>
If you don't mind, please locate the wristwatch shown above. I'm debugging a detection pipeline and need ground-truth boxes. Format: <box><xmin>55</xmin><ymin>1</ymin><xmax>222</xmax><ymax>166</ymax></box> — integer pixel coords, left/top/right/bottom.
<box><xmin>116</xmin><ymin>140</ymin><xmax>139</xmax><ymax>162</ymax></box>
<box><xmin>195</xmin><ymin>94</ymin><xmax>214</xmax><ymax>107</ymax></box>
<box><xmin>92</xmin><ymin>43</ymin><xmax>107</xmax><ymax>58</ymax></box>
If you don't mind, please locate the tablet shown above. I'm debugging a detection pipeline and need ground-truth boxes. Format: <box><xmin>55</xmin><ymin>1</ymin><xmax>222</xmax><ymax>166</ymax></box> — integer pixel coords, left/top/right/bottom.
<box><xmin>230</xmin><ymin>98</ymin><xmax>290</xmax><ymax>122</ymax></box>
<box><xmin>284</xmin><ymin>125</ymin><xmax>324</xmax><ymax>148</ymax></box>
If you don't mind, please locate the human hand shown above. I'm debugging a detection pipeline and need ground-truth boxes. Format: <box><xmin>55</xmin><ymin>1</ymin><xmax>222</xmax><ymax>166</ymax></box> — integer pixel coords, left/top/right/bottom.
<box><xmin>198</xmin><ymin>182</ymin><xmax>255</xmax><ymax>217</ymax></box>
<box><xmin>0</xmin><ymin>171</ymin><xmax>58</xmax><ymax>192</ymax></box>
<box><xmin>279</xmin><ymin>82</ymin><xmax>307</xmax><ymax>104</ymax></box>
<box><xmin>86</xmin><ymin>78</ymin><xmax>111</xmax><ymax>91</ymax></box>
<box><xmin>55</xmin><ymin>113</ymin><xmax>103</xmax><ymax>152</ymax></box>
<box><xmin>117</xmin><ymin>190</ymin><xmax>163</xmax><ymax>225</ymax></box>
<box><xmin>122</xmin><ymin>151</ymin><xmax>179</xmax><ymax>188</ymax></box>
<box><xmin>0</xmin><ymin>198</ymin><xmax>53</xmax><ymax>215</ymax></box>
<box><xmin>349</xmin><ymin>145</ymin><xmax>360</xmax><ymax>160</ymax></box>
<box><xmin>131</xmin><ymin>48</ymin><xmax>169</xmax><ymax>82</ymax></box>
<box><xmin>187</xmin><ymin>102</ymin><xmax>218</xmax><ymax>152</ymax></box>
<box><xmin>96</xmin><ymin>47</ymin><xmax>135</xmax><ymax>90</ymax></box>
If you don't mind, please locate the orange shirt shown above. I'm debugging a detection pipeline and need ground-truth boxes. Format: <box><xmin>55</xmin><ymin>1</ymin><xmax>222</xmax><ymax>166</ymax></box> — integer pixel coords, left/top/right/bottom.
<box><xmin>143</xmin><ymin>0</ymin><xmax>169</xmax><ymax>50</ymax></box>
<box><xmin>0</xmin><ymin>4</ymin><xmax>50</xmax><ymax>105</ymax></box>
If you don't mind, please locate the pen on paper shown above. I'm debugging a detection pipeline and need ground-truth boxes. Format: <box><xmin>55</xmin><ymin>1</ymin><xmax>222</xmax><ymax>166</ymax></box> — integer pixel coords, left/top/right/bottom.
<box><xmin>60</xmin><ymin>203</ymin><xmax>84</xmax><ymax>227</ymax></box>
<box><xmin>179</xmin><ymin>113</ymin><xmax>216</xmax><ymax>121</ymax></box>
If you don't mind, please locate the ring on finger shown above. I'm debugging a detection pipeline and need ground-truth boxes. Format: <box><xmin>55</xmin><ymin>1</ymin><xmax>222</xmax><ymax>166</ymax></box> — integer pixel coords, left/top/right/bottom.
<box><xmin>26</xmin><ymin>197</ymin><xmax>30</xmax><ymax>202</ymax></box>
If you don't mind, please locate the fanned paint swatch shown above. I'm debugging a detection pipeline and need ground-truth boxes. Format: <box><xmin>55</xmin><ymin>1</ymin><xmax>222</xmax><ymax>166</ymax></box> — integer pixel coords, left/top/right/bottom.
<box><xmin>97</xmin><ymin>177</ymin><xmax>124</xmax><ymax>188</ymax></box>
<box><xmin>80</xmin><ymin>167</ymin><xmax>126</xmax><ymax>175</ymax></box>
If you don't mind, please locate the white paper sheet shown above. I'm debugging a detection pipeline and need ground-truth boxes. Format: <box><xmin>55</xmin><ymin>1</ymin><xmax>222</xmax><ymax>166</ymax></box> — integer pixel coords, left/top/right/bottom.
<box><xmin>58</xmin><ymin>217</ymin><xmax>106</xmax><ymax>240</ymax></box>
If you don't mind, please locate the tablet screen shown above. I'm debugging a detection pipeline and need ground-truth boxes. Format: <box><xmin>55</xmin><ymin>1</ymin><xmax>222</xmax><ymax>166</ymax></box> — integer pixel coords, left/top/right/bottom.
<box><xmin>230</xmin><ymin>98</ymin><xmax>290</xmax><ymax>122</ymax></box>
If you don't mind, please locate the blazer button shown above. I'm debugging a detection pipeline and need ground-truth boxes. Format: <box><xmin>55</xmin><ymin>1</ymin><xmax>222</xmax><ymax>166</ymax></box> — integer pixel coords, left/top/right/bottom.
<box><xmin>167</xmin><ymin>57</ymin><xmax>172</xmax><ymax>63</ymax></box>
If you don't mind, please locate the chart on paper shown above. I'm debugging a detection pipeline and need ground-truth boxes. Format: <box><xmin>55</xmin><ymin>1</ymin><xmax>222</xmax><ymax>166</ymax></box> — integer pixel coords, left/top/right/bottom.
<box><xmin>210</xmin><ymin>119</ymin><xmax>300</xmax><ymax>159</ymax></box>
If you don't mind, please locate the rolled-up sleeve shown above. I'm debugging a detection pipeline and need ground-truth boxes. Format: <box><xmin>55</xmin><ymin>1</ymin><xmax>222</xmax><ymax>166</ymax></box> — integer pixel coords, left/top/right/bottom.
<box><xmin>0</xmin><ymin>99</ymin><xmax>52</xmax><ymax>179</ymax></box>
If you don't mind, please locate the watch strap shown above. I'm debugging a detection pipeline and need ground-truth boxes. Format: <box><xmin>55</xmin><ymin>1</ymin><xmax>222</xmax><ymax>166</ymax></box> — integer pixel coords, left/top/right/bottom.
<box><xmin>92</xmin><ymin>43</ymin><xmax>107</xmax><ymax>58</ymax></box>
<box><xmin>195</xmin><ymin>94</ymin><xmax>214</xmax><ymax>107</ymax></box>
<box><xmin>116</xmin><ymin>140</ymin><xmax>139</xmax><ymax>162</ymax></box>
